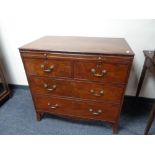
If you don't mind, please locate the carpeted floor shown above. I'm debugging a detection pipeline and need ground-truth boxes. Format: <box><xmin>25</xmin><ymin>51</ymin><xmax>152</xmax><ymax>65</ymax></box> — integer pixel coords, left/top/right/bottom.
<box><xmin>0</xmin><ymin>88</ymin><xmax>154</xmax><ymax>135</ymax></box>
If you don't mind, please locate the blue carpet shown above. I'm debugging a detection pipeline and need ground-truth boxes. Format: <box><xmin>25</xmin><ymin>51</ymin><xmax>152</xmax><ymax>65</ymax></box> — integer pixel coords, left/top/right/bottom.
<box><xmin>0</xmin><ymin>88</ymin><xmax>154</xmax><ymax>135</ymax></box>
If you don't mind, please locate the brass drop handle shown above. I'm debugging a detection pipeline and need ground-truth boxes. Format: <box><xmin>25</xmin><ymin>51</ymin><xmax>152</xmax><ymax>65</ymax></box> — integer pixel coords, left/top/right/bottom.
<box><xmin>89</xmin><ymin>108</ymin><xmax>102</xmax><ymax>115</ymax></box>
<box><xmin>44</xmin><ymin>83</ymin><xmax>56</xmax><ymax>91</ymax></box>
<box><xmin>91</xmin><ymin>68</ymin><xmax>107</xmax><ymax>77</ymax></box>
<box><xmin>48</xmin><ymin>103</ymin><xmax>59</xmax><ymax>109</ymax></box>
<box><xmin>90</xmin><ymin>89</ymin><xmax>104</xmax><ymax>96</ymax></box>
<box><xmin>40</xmin><ymin>64</ymin><xmax>54</xmax><ymax>73</ymax></box>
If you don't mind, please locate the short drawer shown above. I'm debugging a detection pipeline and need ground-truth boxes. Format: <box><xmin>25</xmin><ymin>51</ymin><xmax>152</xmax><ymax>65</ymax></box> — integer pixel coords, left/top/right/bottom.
<box><xmin>73</xmin><ymin>81</ymin><xmax>124</xmax><ymax>103</ymax></box>
<box><xmin>29</xmin><ymin>77</ymin><xmax>72</xmax><ymax>97</ymax></box>
<box><xmin>74</xmin><ymin>61</ymin><xmax>130</xmax><ymax>84</ymax></box>
<box><xmin>34</xmin><ymin>95</ymin><xmax>120</xmax><ymax>122</ymax></box>
<box><xmin>23</xmin><ymin>57</ymin><xmax>72</xmax><ymax>78</ymax></box>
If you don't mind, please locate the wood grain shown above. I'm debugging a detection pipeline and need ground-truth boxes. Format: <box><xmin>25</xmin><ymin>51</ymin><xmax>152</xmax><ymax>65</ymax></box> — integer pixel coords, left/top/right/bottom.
<box><xmin>23</xmin><ymin>57</ymin><xmax>72</xmax><ymax>78</ymax></box>
<box><xmin>19</xmin><ymin>36</ymin><xmax>134</xmax><ymax>134</ymax></box>
<box><xmin>19</xmin><ymin>36</ymin><xmax>134</xmax><ymax>56</ymax></box>
<box><xmin>34</xmin><ymin>95</ymin><xmax>120</xmax><ymax>122</ymax></box>
<box><xmin>74</xmin><ymin>60</ymin><xmax>130</xmax><ymax>84</ymax></box>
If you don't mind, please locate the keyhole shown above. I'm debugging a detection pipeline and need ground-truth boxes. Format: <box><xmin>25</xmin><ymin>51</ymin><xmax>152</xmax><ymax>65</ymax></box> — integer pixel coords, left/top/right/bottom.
<box><xmin>97</xmin><ymin>62</ymin><xmax>102</xmax><ymax>68</ymax></box>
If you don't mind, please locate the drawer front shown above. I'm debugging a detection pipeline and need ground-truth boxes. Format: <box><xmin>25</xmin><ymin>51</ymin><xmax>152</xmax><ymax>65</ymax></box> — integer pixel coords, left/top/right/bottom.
<box><xmin>74</xmin><ymin>61</ymin><xmax>129</xmax><ymax>83</ymax></box>
<box><xmin>73</xmin><ymin>81</ymin><xmax>124</xmax><ymax>102</ymax></box>
<box><xmin>29</xmin><ymin>77</ymin><xmax>124</xmax><ymax>102</ymax></box>
<box><xmin>34</xmin><ymin>96</ymin><xmax>120</xmax><ymax>122</ymax></box>
<box><xmin>23</xmin><ymin>58</ymin><xmax>72</xmax><ymax>78</ymax></box>
<box><xmin>29</xmin><ymin>77</ymin><xmax>72</xmax><ymax>97</ymax></box>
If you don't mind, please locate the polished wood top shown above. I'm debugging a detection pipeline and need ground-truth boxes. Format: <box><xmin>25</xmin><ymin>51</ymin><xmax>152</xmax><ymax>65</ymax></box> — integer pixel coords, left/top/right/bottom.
<box><xmin>19</xmin><ymin>36</ymin><xmax>134</xmax><ymax>56</ymax></box>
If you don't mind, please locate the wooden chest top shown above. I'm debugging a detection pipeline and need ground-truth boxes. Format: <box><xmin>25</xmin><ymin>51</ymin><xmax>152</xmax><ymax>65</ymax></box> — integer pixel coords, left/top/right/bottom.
<box><xmin>19</xmin><ymin>36</ymin><xmax>134</xmax><ymax>56</ymax></box>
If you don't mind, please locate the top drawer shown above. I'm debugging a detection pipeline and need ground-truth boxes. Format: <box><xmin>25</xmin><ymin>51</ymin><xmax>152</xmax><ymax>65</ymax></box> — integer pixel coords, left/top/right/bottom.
<box><xmin>74</xmin><ymin>57</ymin><xmax>131</xmax><ymax>84</ymax></box>
<box><xmin>22</xmin><ymin>55</ymin><xmax>72</xmax><ymax>78</ymax></box>
<box><xmin>21</xmin><ymin>52</ymin><xmax>132</xmax><ymax>83</ymax></box>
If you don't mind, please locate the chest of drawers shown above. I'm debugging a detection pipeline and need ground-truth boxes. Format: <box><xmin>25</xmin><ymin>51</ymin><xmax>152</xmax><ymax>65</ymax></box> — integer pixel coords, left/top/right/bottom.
<box><xmin>19</xmin><ymin>36</ymin><xmax>134</xmax><ymax>134</ymax></box>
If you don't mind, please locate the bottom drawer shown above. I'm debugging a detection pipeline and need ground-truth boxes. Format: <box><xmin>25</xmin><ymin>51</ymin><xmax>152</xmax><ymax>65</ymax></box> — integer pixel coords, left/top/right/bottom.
<box><xmin>33</xmin><ymin>95</ymin><xmax>120</xmax><ymax>122</ymax></box>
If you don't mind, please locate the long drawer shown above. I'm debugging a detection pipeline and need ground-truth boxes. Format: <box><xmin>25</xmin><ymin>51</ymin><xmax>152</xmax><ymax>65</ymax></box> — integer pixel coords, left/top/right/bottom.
<box><xmin>29</xmin><ymin>77</ymin><xmax>124</xmax><ymax>102</ymax></box>
<box><xmin>34</xmin><ymin>95</ymin><xmax>120</xmax><ymax>122</ymax></box>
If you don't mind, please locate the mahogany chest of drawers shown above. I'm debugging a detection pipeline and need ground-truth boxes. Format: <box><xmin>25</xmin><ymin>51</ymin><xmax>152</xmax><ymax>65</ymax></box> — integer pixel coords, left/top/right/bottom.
<box><xmin>19</xmin><ymin>36</ymin><xmax>134</xmax><ymax>134</ymax></box>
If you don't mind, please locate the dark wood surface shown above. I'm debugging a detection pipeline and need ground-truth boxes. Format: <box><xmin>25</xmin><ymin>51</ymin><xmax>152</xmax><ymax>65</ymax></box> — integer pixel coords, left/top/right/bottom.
<box><xmin>74</xmin><ymin>60</ymin><xmax>130</xmax><ymax>84</ymax></box>
<box><xmin>19</xmin><ymin>36</ymin><xmax>134</xmax><ymax>134</ymax></box>
<box><xmin>0</xmin><ymin>62</ymin><xmax>10</xmax><ymax>104</ymax></box>
<box><xmin>136</xmin><ymin>50</ymin><xmax>155</xmax><ymax>97</ymax></box>
<box><xmin>72</xmin><ymin>80</ymin><xmax>124</xmax><ymax>102</ymax></box>
<box><xmin>143</xmin><ymin>50</ymin><xmax>155</xmax><ymax>63</ymax></box>
<box><xmin>23</xmin><ymin>57</ymin><xmax>72</xmax><ymax>78</ymax></box>
<box><xmin>144</xmin><ymin>103</ymin><xmax>155</xmax><ymax>135</ymax></box>
<box><xmin>136</xmin><ymin>50</ymin><xmax>155</xmax><ymax>134</ymax></box>
<box><xmin>34</xmin><ymin>95</ymin><xmax>119</xmax><ymax>123</ymax></box>
<box><xmin>29</xmin><ymin>76</ymin><xmax>124</xmax><ymax>103</ymax></box>
<box><xmin>19</xmin><ymin>36</ymin><xmax>134</xmax><ymax>56</ymax></box>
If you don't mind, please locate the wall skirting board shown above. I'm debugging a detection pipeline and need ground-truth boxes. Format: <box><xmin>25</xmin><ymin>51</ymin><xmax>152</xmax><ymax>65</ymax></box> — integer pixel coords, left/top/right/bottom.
<box><xmin>9</xmin><ymin>84</ymin><xmax>29</xmax><ymax>90</ymax></box>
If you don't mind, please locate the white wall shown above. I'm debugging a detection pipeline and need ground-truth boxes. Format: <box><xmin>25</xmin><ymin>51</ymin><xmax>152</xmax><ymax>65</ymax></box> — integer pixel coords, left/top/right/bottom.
<box><xmin>0</xmin><ymin>0</ymin><xmax>155</xmax><ymax>98</ymax></box>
